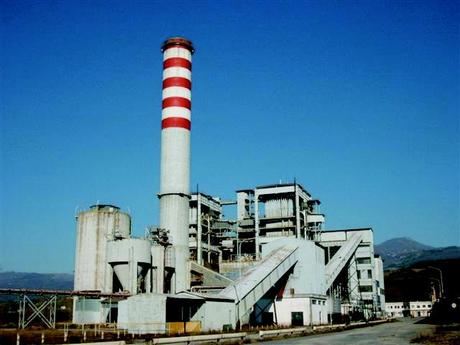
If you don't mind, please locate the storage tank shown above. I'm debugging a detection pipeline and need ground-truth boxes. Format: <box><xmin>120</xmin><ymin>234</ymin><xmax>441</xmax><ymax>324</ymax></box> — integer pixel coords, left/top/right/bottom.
<box><xmin>107</xmin><ymin>238</ymin><xmax>152</xmax><ymax>294</ymax></box>
<box><xmin>74</xmin><ymin>204</ymin><xmax>131</xmax><ymax>292</ymax></box>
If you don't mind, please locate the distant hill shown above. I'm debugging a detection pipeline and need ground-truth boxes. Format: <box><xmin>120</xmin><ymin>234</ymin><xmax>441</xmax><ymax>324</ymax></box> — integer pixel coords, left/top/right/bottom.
<box><xmin>375</xmin><ymin>237</ymin><xmax>460</xmax><ymax>269</ymax></box>
<box><xmin>375</xmin><ymin>237</ymin><xmax>433</xmax><ymax>255</ymax></box>
<box><xmin>0</xmin><ymin>272</ymin><xmax>73</xmax><ymax>290</ymax></box>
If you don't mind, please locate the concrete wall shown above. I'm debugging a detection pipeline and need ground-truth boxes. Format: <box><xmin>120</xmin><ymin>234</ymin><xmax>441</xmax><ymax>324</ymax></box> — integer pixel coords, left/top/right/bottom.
<box><xmin>263</xmin><ymin>238</ymin><xmax>326</xmax><ymax>296</ymax></box>
<box><xmin>320</xmin><ymin>229</ymin><xmax>373</xmax><ymax>244</ymax></box>
<box><xmin>191</xmin><ymin>301</ymin><xmax>236</xmax><ymax>331</ymax></box>
<box><xmin>74</xmin><ymin>206</ymin><xmax>131</xmax><ymax>293</ymax></box>
<box><xmin>269</xmin><ymin>297</ymin><xmax>327</xmax><ymax>326</ymax></box>
<box><xmin>374</xmin><ymin>256</ymin><xmax>386</xmax><ymax>315</ymax></box>
<box><xmin>321</xmin><ymin>231</ymin><xmax>347</xmax><ymax>242</ymax></box>
<box><xmin>118</xmin><ymin>294</ymin><xmax>167</xmax><ymax>334</ymax></box>
<box><xmin>73</xmin><ymin>298</ymin><xmax>107</xmax><ymax>324</ymax></box>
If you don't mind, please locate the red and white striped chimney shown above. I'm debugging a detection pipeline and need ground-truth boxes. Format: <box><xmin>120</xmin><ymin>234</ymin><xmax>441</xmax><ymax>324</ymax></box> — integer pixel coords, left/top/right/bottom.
<box><xmin>159</xmin><ymin>37</ymin><xmax>194</xmax><ymax>293</ymax></box>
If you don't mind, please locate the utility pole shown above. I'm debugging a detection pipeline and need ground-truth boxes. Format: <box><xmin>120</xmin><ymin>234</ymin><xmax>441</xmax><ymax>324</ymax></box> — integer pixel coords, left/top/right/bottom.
<box><xmin>428</xmin><ymin>266</ymin><xmax>444</xmax><ymax>298</ymax></box>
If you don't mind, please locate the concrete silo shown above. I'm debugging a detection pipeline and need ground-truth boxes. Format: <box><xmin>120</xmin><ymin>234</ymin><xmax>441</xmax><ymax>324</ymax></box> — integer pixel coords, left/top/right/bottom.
<box><xmin>107</xmin><ymin>238</ymin><xmax>152</xmax><ymax>294</ymax></box>
<box><xmin>74</xmin><ymin>204</ymin><xmax>131</xmax><ymax>293</ymax></box>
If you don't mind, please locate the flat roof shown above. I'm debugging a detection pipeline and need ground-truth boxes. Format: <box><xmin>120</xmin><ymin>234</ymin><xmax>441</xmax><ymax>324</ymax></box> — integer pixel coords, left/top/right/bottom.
<box><xmin>322</xmin><ymin>227</ymin><xmax>373</xmax><ymax>233</ymax></box>
<box><xmin>89</xmin><ymin>204</ymin><xmax>120</xmax><ymax>210</ymax></box>
<box><xmin>168</xmin><ymin>292</ymin><xmax>204</xmax><ymax>301</ymax></box>
<box><xmin>191</xmin><ymin>191</ymin><xmax>217</xmax><ymax>200</ymax></box>
<box><xmin>255</xmin><ymin>183</ymin><xmax>312</xmax><ymax>197</ymax></box>
<box><xmin>235</xmin><ymin>189</ymin><xmax>254</xmax><ymax>193</ymax></box>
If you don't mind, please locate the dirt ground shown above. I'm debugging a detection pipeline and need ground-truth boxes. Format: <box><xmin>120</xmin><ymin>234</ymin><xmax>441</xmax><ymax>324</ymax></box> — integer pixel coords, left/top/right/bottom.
<box><xmin>410</xmin><ymin>324</ymin><xmax>460</xmax><ymax>345</ymax></box>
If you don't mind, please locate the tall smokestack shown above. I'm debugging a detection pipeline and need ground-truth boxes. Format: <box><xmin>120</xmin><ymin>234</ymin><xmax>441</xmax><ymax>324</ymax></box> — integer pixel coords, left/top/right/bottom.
<box><xmin>159</xmin><ymin>37</ymin><xmax>194</xmax><ymax>293</ymax></box>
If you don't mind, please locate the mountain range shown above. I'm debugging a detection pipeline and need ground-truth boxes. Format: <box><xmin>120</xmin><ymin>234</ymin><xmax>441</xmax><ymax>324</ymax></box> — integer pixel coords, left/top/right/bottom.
<box><xmin>0</xmin><ymin>272</ymin><xmax>73</xmax><ymax>291</ymax></box>
<box><xmin>374</xmin><ymin>237</ymin><xmax>460</xmax><ymax>269</ymax></box>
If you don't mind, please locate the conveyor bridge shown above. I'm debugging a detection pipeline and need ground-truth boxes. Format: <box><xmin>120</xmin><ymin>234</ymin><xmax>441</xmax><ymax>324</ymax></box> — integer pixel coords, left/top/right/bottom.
<box><xmin>218</xmin><ymin>245</ymin><xmax>299</xmax><ymax>324</ymax></box>
<box><xmin>324</xmin><ymin>232</ymin><xmax>363</xmax><ymax>290</ymax></box>
<box><xmin>190</xmin><ymin>261</ymin><xmax>233</xmax><ymax>288</ymax></box>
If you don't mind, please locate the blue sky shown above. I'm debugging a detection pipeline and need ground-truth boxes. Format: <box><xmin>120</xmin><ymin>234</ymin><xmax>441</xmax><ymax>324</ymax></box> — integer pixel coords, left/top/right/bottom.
<box><xmin>1</xmin><ymin>0</ymin><xmax>459</xmax><ymax>273</ymax></box>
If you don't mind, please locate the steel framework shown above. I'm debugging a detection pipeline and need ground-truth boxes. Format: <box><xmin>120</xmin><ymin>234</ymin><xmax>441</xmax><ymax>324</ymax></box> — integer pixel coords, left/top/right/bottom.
<box><xmin>18</xmin><ymin>294</ymin><xmax>57</xmax><ymax>329</ymax></box>
<box><xmin>0</xmin><ymin>288</ymin><xmax>130</xmax><ymax>329</ymax></box>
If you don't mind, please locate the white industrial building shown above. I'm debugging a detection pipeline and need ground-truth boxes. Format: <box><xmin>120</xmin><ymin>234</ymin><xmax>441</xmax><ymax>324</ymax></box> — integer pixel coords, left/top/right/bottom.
<box><xmin>72</xmin><ymin>37</ymin><xmax>386</xmax><ymax>333</ymax></box>
<box><xmin>72</xmin><ymin>184</ymin><xmax>386</xmax><ymax>331</ymax></box>
<box><xmin>386</xmin><ymin>301</ymin><xmax>432</xmax><ymax>318</ymax></box>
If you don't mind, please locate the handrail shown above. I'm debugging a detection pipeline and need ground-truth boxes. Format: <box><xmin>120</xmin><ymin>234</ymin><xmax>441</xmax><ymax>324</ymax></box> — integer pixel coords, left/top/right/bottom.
<box><xmin>0</xmin><ymin>288</ymin><xmax>130</xmax><ymax>298</ymax></box>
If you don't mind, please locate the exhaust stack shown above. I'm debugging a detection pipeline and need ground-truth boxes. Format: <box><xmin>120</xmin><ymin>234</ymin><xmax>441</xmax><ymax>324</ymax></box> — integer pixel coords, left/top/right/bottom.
<box><xmin>159</xmin><ymin>37</ymin><xmax>194</xmax><ymax>293</ymax></box>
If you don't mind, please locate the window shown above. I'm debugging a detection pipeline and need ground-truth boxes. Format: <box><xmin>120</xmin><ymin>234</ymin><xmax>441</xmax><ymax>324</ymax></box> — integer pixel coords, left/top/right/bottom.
<box><xmin>356</xmin><ymin>257</ymin><xmax>371</xmax><ymax>264</ymax></box>
<box><xmin>312</xmin><ymin>299</ymin><xmax>317</xmax><ymax>304</ymax></box>
<box><xmin>357</xmin><ymin>270</ymin><xmax>361</xmax><ymax>279</ymax></box>
<box><xmin>367</xmin><ymin>269</ymin><xmax>372</xmax><ymax>279</ymax></box>
<box><xmin>358</xmin><ymin>285</ymin><xmax>373</xmax><ymax>293</ymax></box>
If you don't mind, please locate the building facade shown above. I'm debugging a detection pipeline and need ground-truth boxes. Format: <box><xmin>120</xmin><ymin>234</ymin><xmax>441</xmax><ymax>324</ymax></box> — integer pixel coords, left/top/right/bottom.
<box><xmin>386</xmin><ymin>301</ymin><xmax>432</xmax><ymax>318</ymax></box>
<box><xmin>187</xmin><ymin>183</ymin><xmax>386</xmax><ymax>324</ymax></box>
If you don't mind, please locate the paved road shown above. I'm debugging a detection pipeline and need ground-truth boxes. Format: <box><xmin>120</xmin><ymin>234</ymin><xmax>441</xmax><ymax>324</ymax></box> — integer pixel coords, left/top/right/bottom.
<box><xmin>262</xmin><ymin>318</ymin><xmax>436</xmax><ymax>345</ymax></box>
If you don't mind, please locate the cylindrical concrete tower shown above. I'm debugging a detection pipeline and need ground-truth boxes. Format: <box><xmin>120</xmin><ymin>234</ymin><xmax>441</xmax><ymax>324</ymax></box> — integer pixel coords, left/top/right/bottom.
<box><xmin>159</xmin><ymin>37</ymin><xmax>194</xmax><ymax>293</ymax></box>
<box><xmin>74</xmin><ymin>204</ymin><xmax>131</xmax><ymax>292</ymax></box>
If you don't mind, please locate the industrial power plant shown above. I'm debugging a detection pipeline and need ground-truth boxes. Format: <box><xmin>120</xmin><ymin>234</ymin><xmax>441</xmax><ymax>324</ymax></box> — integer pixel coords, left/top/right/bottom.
<box><xmin>72</xmin><ymin>37</ymin><xmax>386</xmax><ymax>334</ymax></box>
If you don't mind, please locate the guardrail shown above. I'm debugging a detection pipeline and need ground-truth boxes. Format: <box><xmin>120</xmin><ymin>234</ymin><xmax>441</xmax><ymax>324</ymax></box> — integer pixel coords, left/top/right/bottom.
<box><xmin>6</xmin><ymin>319</ymin><xmax>391</xmax><ymax>345</ymax></box>
<box><xmin>150</xmin><ymin>332</ymin><xmax>247</xmax><ymax>344</ymax></box>
<box><xmin>312</xmin><ymin>319</ymin><xmax>388</xmax><ymax>331</ymax></box>
<box><xmin>259</xmin><ymin>327</ymin><xmax>309</xmax><ymax>338</ymax></box>
<box><xmin>70</xmin><ymin>342</ymin><xmax>126</xmax><ymax>345</ymax></box>
<box><xmin>312</xmin><ymin>323</ymin><xmax>346</xmax><ymax>331</ymax></box>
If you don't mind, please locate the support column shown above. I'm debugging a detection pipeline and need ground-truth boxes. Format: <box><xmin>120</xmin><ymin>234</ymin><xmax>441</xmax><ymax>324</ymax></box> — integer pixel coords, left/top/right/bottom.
<box><xmin>295</xmin><ymin>184</ymin><xmax>301</xmax><ymax>238</ymax></box>
<box><xmin>197</xmin><ymin>194</ymin><xmax>202</xmax><ymax>265</ymax></box>
<box><xmin>254</xmin><ymin>191</ymin><xmax>260</xmax><ymax>260</ymax></box>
